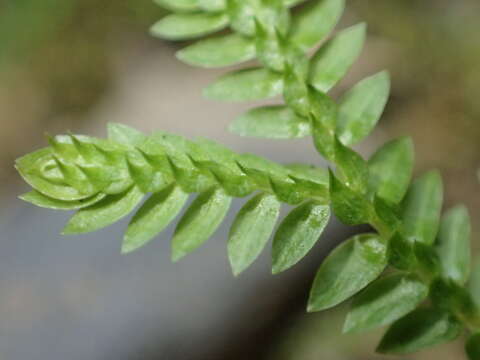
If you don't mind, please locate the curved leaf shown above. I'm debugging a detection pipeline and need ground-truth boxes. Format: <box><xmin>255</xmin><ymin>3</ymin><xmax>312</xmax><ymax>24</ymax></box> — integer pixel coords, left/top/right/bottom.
<box><xmin>377</xmin><ymin>307</ymin><xmax>462</xmax><ymax>354</ymax></box>
<box><xmin>228</xmin><ymin>193</ymin><xmax>281</xmax><ymax>276</ymax></box>
<box><xmin>344</xmin><ymin>274</ymin><xmax>428</xmax><ymax>333</ymax></box>
<box><xmin>172</xmin><ymin>188</ymin><xmax>231</xmax><ymax>261</ymax></box>
<box><xmin>466</xmin><ymin>333</ymin><xmax>480</xmax><ymax>360</ymax></box>
<box><xmin>150</xmin><ymin>13</ymin><xmax>229</xmax><ymax>41</ymax></box>
<box><xmin>368</xmin><ymin>137</ymin><xmax>414</xmax><ymax>204</ymax></box>
<box><xmin>272</xmin><ymin>201</ymin><xmax>330</xmax><ymax>274</ymax></box>
<box><xmin>204</xmin><ymin>67</ymin><xmax>283</xmax><ymax>102</ymax></box>
<box><xmin>337</xmin><ymin>71</ymin><xmax>390</xmax><ymax>145</ymax></box>
<box><xmin>108</xmin><ymin>122</ymin><xmax>146</xmax><ymax>147</ymax></box>
<box><xmin>401</xmin><ymin>171</ymin><xmax>443</xmax><ymax>245</ymax></box>
<box><xmin>290</xmin><ymin>0</ymin><xmax>345</xmax><ymax>50</ymax></box>
<box><xmin>308</xmin><ymin>233</ymin><xmax>387</xmax><ymax>312</ymax></box>
<box><xmin>177</xmin><ymin>34</ymin><xmax>255</xmax><ymax>68</ymax></box>
<box><xmin>230</xmin><ymin>105</ymin><xmax>310</xmax><ymax>139</ymax></box>
<box><xmin>122</xmin><ymin>186</ymin><xmax>189</xmax><ymax>254</ymax></box>
<box><xmin>20</xmin><ymin>190</ymin><xmax>106</xmax><ymax>210</ymax></box>
<box><xmin>309</xmin><ymin>23</ymin><xmax>366</xmax><ymax>92</ymax></box>
<box><xmin>437</xmin><ymin>205</ymin><xmax>471</xmax><ymax>285</ymax></box>
<box><xmin>63</xmin><ymin>186</ymin><xmax>144</xmax><ymax>235</ymax></box>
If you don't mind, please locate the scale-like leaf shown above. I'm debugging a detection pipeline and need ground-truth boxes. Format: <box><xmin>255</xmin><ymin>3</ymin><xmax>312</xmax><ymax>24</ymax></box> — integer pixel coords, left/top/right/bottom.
<box><xmin>334</xmin><ymin>138</ymin><xmax>368</xmax><ymax>193</ymax></box>
<box><xmin>63</xmin><ymin>186</ymin><xmax>144</xmax><ymax>235</ymax></box>
<box><xmin>309</xmin><ymin>23</ymin><xmax>366</xmax><ymax>92</ymax></box>
<box><xmin>290</xmin><ymin>0</ymin><xmax>345</xmax><ymax>50</ymax></box>
<box><xmin>150</xmin><ymin>13</ymin><xmax>229</xmax><ymax>40</ymax></box>
<box><xmin>437</xmin><ymin>205</ymin><xmax>471</xmax><ymax>285</ymax></box>
<box><xmin>337</xmin><ymin>71</ymin><xmax>390</xmax><ymax>145</ymax></box>
<box><xmin>122</xmin><ymin>186</ymin><xmax>189</xmax><ymax>254</ymax></box>
<box><xmin>204</xmin><ymin>68</ymin><xmax>284</xmax><ymax>102</ymax></box>
<box><xmin>272</xmin><ymin>201</ymin><xmax>330</xmax><ymax>274</ymax></box>
<box><xmin>368</xmin><ymin>137</ymin><xmax>414</xmax><ymax>204</ymax></box>
<box><xmin>108</xmin><ymin>122</ymin><xmax>146</xmax><ymax>147</ymax></box>
<box><xmin>401</xmin><ymin>171</ymin><xmax>443</xmax><ymax>245</ymax></box>
<box><xmin>329</xmin><ymin>170</ymin><xmax>371</xmax><ymax>226</ymax></box>
<box><xmin>344</xmin><ymin>274</ymin><xmax>428</xmax><ymax>333</ymax></box>
<box><xmin>228</xmin><ymin>193</ymin><xmax>281</xmax><ymax>276</ymax></box>
<box><xmin>20</xmin><ymin>191</ymin><xmax>106</xmax><ymax>210</ymax></box>
<box><xmin>230</xmin><ymin>106</ymin><xmax>309</xmax><ymax>139</ymax></box>
<box><xmin>177</xmin><ymin>34</ymin><xmax>255</xmax><ymax>68</ymax></box>
<box><xmin>466</xmin><ymin>333</ymin><xmax>480</xmax><ymax>360</ymax></box>
<box><xmin>172</xmin><ymin>188</ymin><xmax>231</xmax><ymax>261</ymax></box>
<box><xmin>377</xmin><ymin>308</ymin><xmax>462</xmax><ymax>354</ymax></box>
<box><xmin>308</xmin><ymin>233</ymin><xmax>387</xmax><ymax>312</ymax></box>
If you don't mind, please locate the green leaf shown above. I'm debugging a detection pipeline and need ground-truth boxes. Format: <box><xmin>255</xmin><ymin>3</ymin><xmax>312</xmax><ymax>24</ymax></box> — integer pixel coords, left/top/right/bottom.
<box><xmin>334</xmin><ymin>138</ymin><xmax>368</xmax><ymax>193</ymax></box>
<box><xmin>344</xmin><ymin>274</ymin><xmax>428</xmax><ymax>333</ymax></box>
<box><xmin>388</xmin><ymin>232</ymin><xmax>416</xmax><ymax>271</ymax></box>
<box><xmin>437</xmin><ymin>205</ymin><xmax>471</xmax><ymax>285</ymax></box>
<box><xmin>230</xmin><ymin>105</ymin><xmax>309</xmax><ymax>139</ymax></box>
<box><xmin>466</xmin><ymin>333</ymin><xmax>480</xmax><ymax>360</ymax></box>
<box><xmin>204</xmin><ymin>67</ymin><xmax>283</xmax><ymax>102</ymax></box>
<box><xmin>107</xmin><ymin>122</ymin><xmax>147</xmax><ymax>147</ymax></box>
<box><xmin>272</xmin><ymin>201</ymin><xmax>330</xmax><ymax>274</ymax></box>
<box><xmin>337</xmin><ymin>71</ymin><xmax>390</xmax><ymax>145</ymax></box>
<box><xmin>122</xmin><ymin>186</ymin><xmax>189</xmax><ymax>254</ymax></box>
<box><xmin>290</xmin><ymin>0</ymin><xmax>345</xmax><ymax>50</ymax></box>
<box><xmin>309</xmin><ymin>23</ymin><xmax>366</xmax><ymax>92</ymax></box>
<box><xmin>150</xmin><ymin>13</ymin><xmax>229</xmax><ymax>41</ymax></box>
<box><xmin>329</xmin><ymin>170</ymin><xmax>371</xmax><ymax>226</ymax></box>
<box><xmin>401</xmin><ymin>171</ymin><xmax>443</xmax><ymax>245</ymax></box>
<box><xmin>309</xmin><ymin>90</ymin><xmax>338</xmax><ymax>160</ymax></box>
<box><xmin>368</xmin><ymin>137</ymin><xmax>414</xmax><ymax>204</ymax></box>
<box><xmin>172</xmin><ymin>187</ymin><xmax>231</xmax><ymax>261</ymax></box>
<box><xmin>176</xmin><ymin>34</ymin><xmax>255</xmax><ymax>68</ymax></box>
<box><xmin>228</xmin><ymin>193</ymin><xmax>281</xmax><ymax>276</ymax></box>
<box><xmin>20</xmin><ymin>190</ymin><xmax>106</xmax><ymax>210</ymax></box>
<box><xmin>63</xmin><ymin>186</ymin><xmax>144</xmax><ymax>235</ymax></box>
<box><xmin>199</xmin><ymin>0</ymin><xmax>226</xmax><ymax>12</ymax></box>
<box><xmin>308</xmin><ymin>233</ymin><xmax>387</xmax><ymax>312</ymax></box>
<box><xmin>377</xmin><ymin>307</ymin><xmax>462</xmax><ymax>354</ymax></box>
<box><xmin>16</xmin><ymin>148</ymin><xmax>94</xmax><ymax>201</ymax></box>
<box><xmin>153</xmin><ymin>0</ymin><xmax>200</xmax><ymax>12</ymax></box>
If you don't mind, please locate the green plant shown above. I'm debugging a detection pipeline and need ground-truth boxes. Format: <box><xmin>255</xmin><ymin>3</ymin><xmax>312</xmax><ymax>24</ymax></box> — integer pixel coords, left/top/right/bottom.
<box><xmin>15</xmin><ymin>0</ymin><xmax>480</xmax><ymax>357</ymax></box>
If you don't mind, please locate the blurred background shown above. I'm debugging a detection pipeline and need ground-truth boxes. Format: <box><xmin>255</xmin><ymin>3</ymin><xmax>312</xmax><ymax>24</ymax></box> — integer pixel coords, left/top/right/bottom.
<box><xmin>0</xmin><ymin>0</ymin><xmax>479</xmax><ymax>359</ymax></box>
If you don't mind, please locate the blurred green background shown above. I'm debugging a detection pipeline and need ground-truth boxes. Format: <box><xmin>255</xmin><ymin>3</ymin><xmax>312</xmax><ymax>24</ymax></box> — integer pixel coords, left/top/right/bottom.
<box><xmin>0</xmin><ymin>0</ymin><xmax>479</xmax><ymax>359</ymax></box>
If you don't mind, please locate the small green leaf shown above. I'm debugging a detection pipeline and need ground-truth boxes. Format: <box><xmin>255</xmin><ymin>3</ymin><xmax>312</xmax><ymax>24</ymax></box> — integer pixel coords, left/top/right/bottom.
<box><xmin>228</xmin><ymin>193</ymin><xmax>281</xmax><ymax>276</ymax></box>
<box><xmin>122</xmin><ymin>186</ymin><xmax>189</xmax><ymax>254</ymax></box>
<box><xmin>177</xmin><ymin>34</ymin><xmax>255</xmax><ymax>68</ymax></box>
<box><xmin>309</xmin><ymin>90</ymin><xmax>338</xmax><ymax>160</ymax></box>
<box><xmin>466</xmin><ymin>333</ymin><xmax>480</xmax><ymax>360</ymax></box>
<box><xmin>344</xmin><ymin>274</ymin><xmax>428</xmax><ymax>333</ymax></box>
<box><xmin>337</xmin><ymin>71</ymin><xmax>390</xmax><ymax>145</ymax></box>
<box><xmin>230</xmin><ymin>106</ymin><xmax>310</xmax><ymax>139</ymax></box>
<box><xmin>309</xmin><ymin>23</ymin><xmax>366</xmax><ymax>92</ymax></box>
<box><xmin>377</xmin><ymin>307</ymin><xmax>462</xmax><ymax>354</ymax></box>
<box><xmin>290</xmin><ymin>0</ymin><xmax>345</xmax><ymax>50</ymax></box>
<box><xmin>334</xmin><ymin>138</ymin><xmax>368</xmax><ymax>193</ymax></box>
<box><xmin>20</xmin><ymin>191</ymin><xmax>106</xmax><ymax>210</ymax></box>
<box><xmin>154</xmin><ymin>0</ymin><xmax>200</xmax><ymax>12</ymax></box>
<box><xmin>199</xmin><ymin>0</ymin><xmax>226</xmax><ymax>12</ymax></box>
<box><xmin>401</xmin><ymin>171</ymin><xmax>443</xmax><ymax>245</ymax></box>
<box><xmin>329</xmin><ymin>170</ymin><xmax>371</xmax><ymax>226</ymax></box>
<box><xmin>172</xmin><ymin>188</ymin><xmax>231</xmax><ymax>261</ymax></box>
<box><xmin>204</xmin><ymin>67</ymin><xmax>283</xmax><ymax>102</ymax></box>
<box><xmin>107</xmin><ymin>123</ymin><xmax>147</xmax><ymax>147</ymax></box>
<box><xmin>272</xmin><ymin>201</ymin><xmax>330</xmax><ymax>274</ymax></box>
<box><xmin>308</xmin><ymin>233</ymin><xmax>387</xmax><ymax>312</ymax></box>
<box><xmin>388</xmin><ymin>232</ymin><xmax>416</xmax><ymax>271</ymax></box>
<box><xmin>63</xmin><ymin>186</ymin><xmax>144</xmax><ymax>235</ymax></box>
<box><xmin>283</xmin><ymin>63</ymin><xmax>311</xmax><ymax>116</ymax></box>
<box><xmin>150</xmin><ymin>13</ymin><xmax>229</xmax><ymax>40</ymax></box>
<box><xmin>368</xmin><ymin>137</ymin><xmax>414</xmax><ymax>204</ymax></box>
<box><xmin>437</xmin><ymin>205</ymin><xmax>471</xmax><ymax>285</ymax></box>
